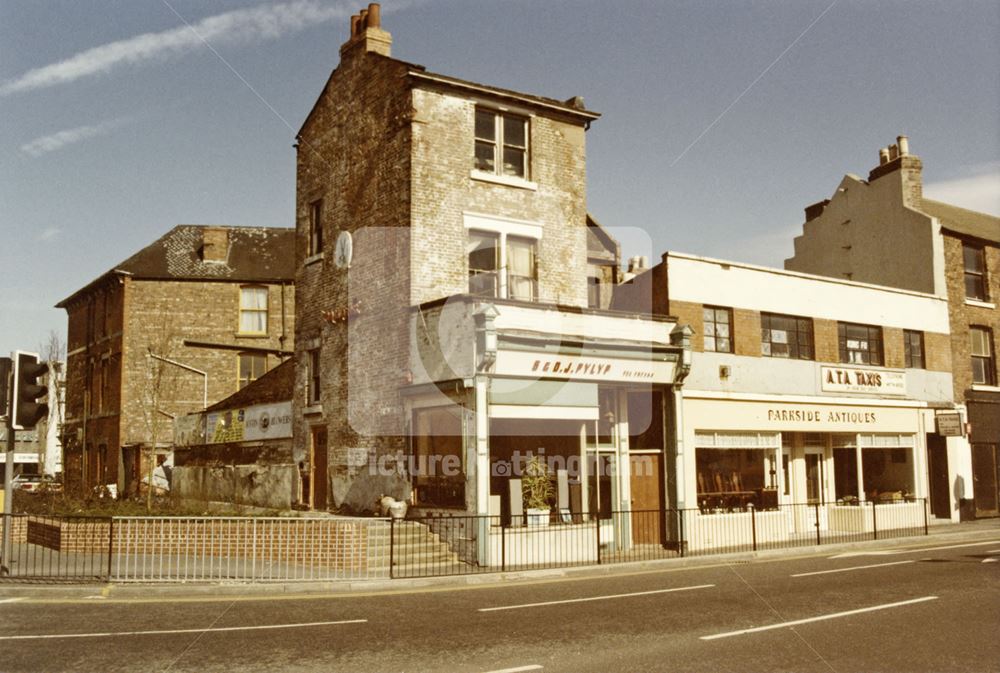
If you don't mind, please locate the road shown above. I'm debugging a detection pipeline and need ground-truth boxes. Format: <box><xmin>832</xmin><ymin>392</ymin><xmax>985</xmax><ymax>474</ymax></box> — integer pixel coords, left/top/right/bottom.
<box><xmin>0</xmin><ymin>536</ymin><xmax>998</xmax><ymax>673</ymax></box>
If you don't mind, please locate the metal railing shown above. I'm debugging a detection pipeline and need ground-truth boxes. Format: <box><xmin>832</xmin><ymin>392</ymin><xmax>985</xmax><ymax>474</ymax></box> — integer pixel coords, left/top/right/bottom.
<box><xmin>0</xmin><ymin>513</ymin><xmax>112</xmax><ymax>582</ymax></box>
<box><xmin>0</xmin><ymin>500</ymin><xmax>930</xmax><ymax>583</ymax></box>
<box><xmin>391</xmin><ymin>499</ymin><xmax>930</xmax><ymax>578</ymax></box>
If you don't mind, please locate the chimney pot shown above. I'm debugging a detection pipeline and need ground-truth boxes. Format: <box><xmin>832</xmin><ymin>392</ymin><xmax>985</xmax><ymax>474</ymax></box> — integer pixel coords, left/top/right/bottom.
<box><xmin>351</xmin><ymin>14</ymin><xmax>360</xmax><ymax>36</ymax></box>
<box><xmin>888</xmin><ymin>144</ymin><xmax>899</xmax><ymax>161</ymax></box>
<box><xmin>878</xmin><ymin>148</ymin><xmax>889</xmax><ymax>165</ymax></box>
<box><xmin>367</xmin><ymin>3</ymin><xmax>381</xmax><ymax>28</ymax></box>
<box><xmin>897</xmin><ymin>135</ymin><xmax>909</xmax><ymax>156</ymax></box>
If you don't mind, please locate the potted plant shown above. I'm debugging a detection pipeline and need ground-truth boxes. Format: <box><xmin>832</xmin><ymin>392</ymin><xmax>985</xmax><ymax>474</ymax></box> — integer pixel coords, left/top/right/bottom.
<box><xmin>522</xmin><ymin>456</ymin><xmax>554</xmax><ymax>526</ymax></box>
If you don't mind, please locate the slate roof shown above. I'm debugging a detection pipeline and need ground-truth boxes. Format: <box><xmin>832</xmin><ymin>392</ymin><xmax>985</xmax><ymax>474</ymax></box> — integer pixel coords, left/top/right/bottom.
<box><xmin>57</xmin><ymin>225</ymin><xmax>295</xmax><ymax>307</ymax></box>
<box><xmin>919</xmin><ymin>199</ymin><xmax>1000</xmax><ymax>244</ymax></box>
<box><xmin>205</xmin><ymin>358</ymin><xmax>294</xmax><ymax>412</ymax></box>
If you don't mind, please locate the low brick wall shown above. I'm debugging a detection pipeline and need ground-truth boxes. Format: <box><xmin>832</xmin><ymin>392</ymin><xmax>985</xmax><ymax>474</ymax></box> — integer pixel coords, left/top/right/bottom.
<box><xmin>3</xmin><ymin>516</ymin><xmax>29</xmax><ymax>544</ymax></box>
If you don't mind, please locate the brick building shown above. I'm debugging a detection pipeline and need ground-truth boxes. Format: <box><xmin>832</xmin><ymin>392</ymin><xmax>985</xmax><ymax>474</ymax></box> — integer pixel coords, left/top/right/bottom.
<box><xmin>57</xmin><ymin>225</ymin><xmax>294</xmax><ymax>494</ymax></box>
<box><xmin>785</xmin><ymin>138</ymin><xmax>1000</xmax><ymax>518</ymax></box>
<box><xmin>615</xmin><ymin>252</ymin><xmax>960</xmax><ymax>546</ymax></box>
<box><xmin>293</xmin><ymin>3</ymin><xmax>688</xmax><ymax>556</ymax></box>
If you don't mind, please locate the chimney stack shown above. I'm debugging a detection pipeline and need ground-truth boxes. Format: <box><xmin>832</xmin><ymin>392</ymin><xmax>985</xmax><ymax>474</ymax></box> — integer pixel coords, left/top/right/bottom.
<box><xmin>201</xmin><ymin>227</ymin><xmax>230</xmax><ymax>263</ymax></box>
<box><xmin>341</xmin><ymin>3</ymin><xmax>391</xmax><ymax>58</ymax></box>
<box><xmin>868</xmin><ymin>135</ymin><xmax>922</xmax><ymax>207</ymax></box>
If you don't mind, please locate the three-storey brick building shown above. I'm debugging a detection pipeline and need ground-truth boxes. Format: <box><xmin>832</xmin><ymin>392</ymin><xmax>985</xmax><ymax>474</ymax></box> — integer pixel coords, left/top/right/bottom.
<box><xmin>57</xmin><ymin>225</ymin><xmax>294</xmax><ymax>494</ymax></box>
<box><xmin>293</xmin><ymin>4</ymin><xmax>688</xmax><ymax>556</ymax></box>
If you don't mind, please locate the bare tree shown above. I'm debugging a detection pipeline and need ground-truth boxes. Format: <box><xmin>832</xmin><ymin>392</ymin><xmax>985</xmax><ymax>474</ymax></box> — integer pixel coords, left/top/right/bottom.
<box><xmin>136</xmin><ymin>328</ymin><xmax>182</xmax><ymax>511</ymax></box>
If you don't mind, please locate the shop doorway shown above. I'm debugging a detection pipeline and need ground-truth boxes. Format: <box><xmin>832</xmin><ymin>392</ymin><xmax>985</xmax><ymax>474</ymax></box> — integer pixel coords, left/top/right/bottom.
<box><xmin>927</xmin><ymin>434</ymin><xmax>951</xmax><ymax>518</ymax></box>
<box><xmin>805</xmin><ymin>447</ymin><xmax>828</xmax><ymax>530</ymax></box>
<box><xmin>629</xmin><ymin>453</ymin><xmax>664</xmax><ymax>544</ymax></box>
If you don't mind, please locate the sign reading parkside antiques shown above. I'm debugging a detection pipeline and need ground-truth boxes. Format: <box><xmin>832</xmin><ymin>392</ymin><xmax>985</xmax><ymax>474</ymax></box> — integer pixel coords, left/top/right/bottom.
<box><xmin>495</xmin><ymin>350</ymin><xmax>676</xmax><ymax>383</ymax></box>
<box><xmin>820</xmin><ymin>366</ymin><xmax>906</xmax><ymax>396</ymax></box>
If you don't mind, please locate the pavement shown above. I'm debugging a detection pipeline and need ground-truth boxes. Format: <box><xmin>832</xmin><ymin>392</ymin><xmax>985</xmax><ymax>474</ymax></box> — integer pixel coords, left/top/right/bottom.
<box><xmin>0</xmin><ymin>517</ymin><xmax>996</xmax><ymax>602</ymax></box>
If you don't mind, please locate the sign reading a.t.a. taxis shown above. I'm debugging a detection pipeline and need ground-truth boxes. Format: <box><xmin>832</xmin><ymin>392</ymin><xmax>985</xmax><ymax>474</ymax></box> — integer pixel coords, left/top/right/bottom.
<box><xmin>820</xmin><ymin>365</ymin><xmax>906</xmax><ymax>396</ymax></box>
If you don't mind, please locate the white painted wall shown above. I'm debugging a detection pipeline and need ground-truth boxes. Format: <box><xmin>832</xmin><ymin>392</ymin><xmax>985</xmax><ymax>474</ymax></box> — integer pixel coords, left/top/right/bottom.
<box><xmin>667</xmin><ymin>252</ymin><xmax>949</xmax><ymax>332</ymax></box>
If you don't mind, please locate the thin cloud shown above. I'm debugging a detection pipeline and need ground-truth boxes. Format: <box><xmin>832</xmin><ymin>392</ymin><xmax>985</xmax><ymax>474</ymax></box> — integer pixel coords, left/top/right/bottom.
<box><xmin>38</xmin><ymin>227</ymin><xmax>62</xmax><ymax>241</ymax></box>
<box><xmin>20</xmin><ymin>118</ymin><xmax>128</xmax><ymax>157</ymax></box>
<box><xmin>925</xmin><ymin>163</ymin><xmax>1000</xmax><ymax>217</ymax></box>
<box><xmin>0</xmin><ymin>0</ymin><xmax>354</xmax><ymax>97</ymax></box>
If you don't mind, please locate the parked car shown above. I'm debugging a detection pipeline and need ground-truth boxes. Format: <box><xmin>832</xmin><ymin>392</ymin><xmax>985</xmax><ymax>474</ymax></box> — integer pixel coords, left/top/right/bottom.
<box><xmin>11</xmin><ymin>474</ymin><xmax>62</xmax><ymax>494</ymax></box>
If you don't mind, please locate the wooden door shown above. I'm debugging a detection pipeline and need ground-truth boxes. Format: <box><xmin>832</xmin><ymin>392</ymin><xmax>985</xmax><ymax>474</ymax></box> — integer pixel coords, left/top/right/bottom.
<box><xmin>926</xmin><ymin>434</ymin><xmax>950</xmax><ymax>518</ymax></box>
<box><xmin>629</xmin><ymin>453</ymin><xmax>664</xmax><ymax>544</ymax></box>
<box><xmin>310</xmin><ymin>427</ymin><xmax>328</xmax><ymax>511</ymax></box>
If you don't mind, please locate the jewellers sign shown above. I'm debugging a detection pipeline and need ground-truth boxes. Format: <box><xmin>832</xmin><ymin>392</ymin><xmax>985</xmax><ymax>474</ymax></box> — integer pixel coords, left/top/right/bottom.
<box><xmin>820</xmin><ymin>366</ymin><xmax>906</xmax><ymax>396</ymax></box>
<box><xmin>495</xmin><ymin>350</ymin><xmax>676</xmax><ymax>383</ymax></box>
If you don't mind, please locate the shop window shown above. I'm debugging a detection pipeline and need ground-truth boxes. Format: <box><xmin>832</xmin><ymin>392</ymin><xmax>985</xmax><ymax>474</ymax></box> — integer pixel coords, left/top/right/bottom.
<box><xmin>308</xmin><ymin>199</ymin><xmax>323</xmax><ymax>257</ymax></box>
<box><xmin>838</xmin><ymin>322</ymin><xmax>883</xmax><ymax>366</ymax></box>
<box><xmin>696</xmin><ymin>448</ymin><xmax>771</xmax><ymax>512</ymax></box>
<box><xmin>833</xmin><ymin>447</ymin><xmax>859</xmax><ymax>503</ymax></box>
<box><xmin>761</xmin><ymin>313</ymin><xmax>814</xmax><ymax>360</ymax></box>
<box><xmin>703</xmin><ymin>306</ymin><xmax>733</xmax><ymax>353</ymax></box>
<box><xmin>862</xmin><ymin>447</ymin><xmax>915</xmax><ymax>501</ymax></box>
<box><xmin>411</xmin><ymin>407</ymin><xmax>465</xmax><ymax>508</ymax></box>
<box><xmin>467</xmin><ymin>229</ymin><xmax>538</xmax><ymax>301</ymax></box>
<box><xmin>963</xmin><ymin>243</ymin><xmax>988</xmax><ymax>301</ymax></box>
<box><xmin>474</xmin><ymin>108</ymin><xmax>528</xmax><ymax>179</ymax></box>
<box><xmin>904</xmin><ymin>330</ymin><xmax>925</xmax><ymax>369</ymax></box>
<box><xmin>238</xmin><ymin>352</ymin><xmax>266</xmax><ymax>389</ymax></box>
<box><xmin>971</xmin><ymin>326</ymin><xmax>996</xmax><ymax>385</ymax></box>
<box><xmin>239</xmin><ymin>286</ymin><xmax>268</xmax><ymax>334</ymax></box>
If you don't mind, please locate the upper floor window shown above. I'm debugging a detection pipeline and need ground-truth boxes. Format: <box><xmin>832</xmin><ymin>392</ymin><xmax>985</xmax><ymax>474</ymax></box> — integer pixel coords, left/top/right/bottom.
<box><xmin>904</xmin><ymin>330</ymin><xmax>925</xmax><ymax>369</ymax></box>
<box><xmin>838</xmin><ymin>322</ymin><xmax>883</xmax><ymax>366</ymax></box>
<box><xmin>308</xmin><ymin>200</ymin><xmax>323</xmax><ymax>257</ymax></box>
<box><xmin>761</xmin><ymin>313</ymin><xmax>813</xmax><ymax>360</ymax></box>
<box><xmin>238</xmin><ymin>352</ymin><xmax>266</xmax><ymax>389</ymax></box>
<box><xmin>307</xmin><ymin>349</ymin><xmax>321</xmax><ymax>406</ymax></box>
<box><xmin>474</xmin><ymin>108</ymin><xmax>528</xmax><ymax>179</ymax></box>
<box><xmin>239</xmin><ymin>286</ymin><xmax>268</xmax><ymax>334</ymax></box>
<box><xmin>963</xmin><ymin>243</ymin><xmax>988</xmax><ymax>301</ymax></box>
<box><xmin>971</xmin><ymin>326</ymin><xmax>996</xmax><ymax>386</ymax></box>
<box><xmin>703</xmin><ymin>306</ymin><xmax>733</xmax><ymax>353</ymax></box>
<box><xmin>467</xmin><ymin>229</ymin><xmax>537</xmax><ymax>301</ymax></box>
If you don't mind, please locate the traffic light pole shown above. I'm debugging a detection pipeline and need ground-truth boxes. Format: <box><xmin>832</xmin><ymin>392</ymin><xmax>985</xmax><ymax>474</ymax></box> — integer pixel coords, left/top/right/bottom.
<box><xmin>2</xmin><ymin>368</ymin><xmax>13</xmax><ymax>575</ymax></box>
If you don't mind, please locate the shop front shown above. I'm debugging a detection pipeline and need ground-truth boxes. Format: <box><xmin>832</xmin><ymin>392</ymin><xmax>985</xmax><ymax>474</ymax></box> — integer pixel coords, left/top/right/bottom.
<box><xmin>681</xmin><ymin>396</ymin><xmax>935</xmax><ymax>550</ymax></box>
<box><xmin>404</xmin><ymin>297</ymin><xmax>689</xmax><ymax>566</ymax></box>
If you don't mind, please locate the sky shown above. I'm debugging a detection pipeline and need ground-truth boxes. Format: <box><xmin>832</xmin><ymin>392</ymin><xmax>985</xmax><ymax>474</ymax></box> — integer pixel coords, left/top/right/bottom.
<box><xmin>2</xmin><ymin>0</ymin><xmax>998</xmax><ymax>358</ymax></box>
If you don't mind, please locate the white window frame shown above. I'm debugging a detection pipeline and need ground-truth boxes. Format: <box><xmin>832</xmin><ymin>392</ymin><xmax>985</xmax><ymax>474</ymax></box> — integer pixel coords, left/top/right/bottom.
<box><xmin>238</xmin><ymin>286</ymin><xmax>268</xmax><ymax>335</ymax></box>
<box><xmin>464</xmin><ymin>213</ymin><xmax>542</xmax><ymax>301</ymax></box>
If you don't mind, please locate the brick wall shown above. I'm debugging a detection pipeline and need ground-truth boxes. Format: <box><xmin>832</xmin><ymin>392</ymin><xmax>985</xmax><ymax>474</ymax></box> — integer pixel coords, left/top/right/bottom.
<box><xmin>942</xmin><ymin>234</ymin><xmax>1000</xmax><ymax>399</ymax></box>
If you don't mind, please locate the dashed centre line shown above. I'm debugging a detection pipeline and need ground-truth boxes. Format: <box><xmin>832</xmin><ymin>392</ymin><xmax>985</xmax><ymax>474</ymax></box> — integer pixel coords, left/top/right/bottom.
<box><xmin>791</xmin><ymin>560</ymin><xmax>915</xmax><ymax>577</ymax></box>
<box><xmin>700</xmin><ymin>596</ymin><xmax>939</xmax><ymax>640</ymax></box>
<box><xmin>479</xmin><ymin>584</ymin><xmax>714</xmax><ymax>612</ymax></box>
<box><xmin>0</xmin><ymin>619</ymin><xmax>367</xmax><ymax>641</ymax></box>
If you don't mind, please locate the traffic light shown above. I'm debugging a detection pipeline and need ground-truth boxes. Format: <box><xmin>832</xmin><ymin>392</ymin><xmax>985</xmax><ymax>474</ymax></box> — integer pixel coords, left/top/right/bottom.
<box><xmin>11</xmin><ymin>351</ymin><xmax>48</xmax><ymax>430</ymax></box>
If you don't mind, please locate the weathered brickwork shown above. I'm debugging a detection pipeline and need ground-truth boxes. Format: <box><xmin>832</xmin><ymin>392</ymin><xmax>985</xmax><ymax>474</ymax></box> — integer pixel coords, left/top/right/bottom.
<box><xmin>294</xmin><ymin>23</ymin><xmax>596</xmax><ymax>511</ymax></box>
<box><xmin>732</xmin><ymin>309</ymin><xmax>762</xmax><ymax>357</ymax></box>
<box><xmin>62</xmin><ymin>274</ymin><xmax>293</xmax><ymax>493</ymax></box>
<box><xmin>942</xmin><ymin>234</ymin><xmax>1000</xmax><ymax>398</ymax></box>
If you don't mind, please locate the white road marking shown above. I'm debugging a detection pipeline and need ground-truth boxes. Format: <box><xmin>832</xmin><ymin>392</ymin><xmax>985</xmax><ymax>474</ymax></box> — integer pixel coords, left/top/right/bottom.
<box><xmin>0</xmin><ymin>598</ymin><xmax>25</xmax><ymax>604</ymax></box>
<box><xmin>700</xmin><ymin>596</ymin><xmax>938</xmax><ymax>640</ymax></box>
<box><xmin>482</xmin><ymin>666</ymin><xmax>543</xmax><ymax>673</ymax></box>
<box><xmin>0</xmin><ymin>619</ymin><xmax>367</xmax><ymax>641</ymax></box>
<box><xmin>791</xmin><ymin>560</ymin><xmax>915</xmax><ymax>577</ymax></box>
<box><xmin>478</xmin><ymin>584</ymin><xmax>714</xmax><ymax>612</ymax></box>
<box><xmin>830</xmin><ymin>540</ymin><xmax>1000</xmax><ymax>559</ymax></box>
<box><xmin>983</xmin><ymin>559</ymin><xmax>998</xmax><ymax>564</ymax></box>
